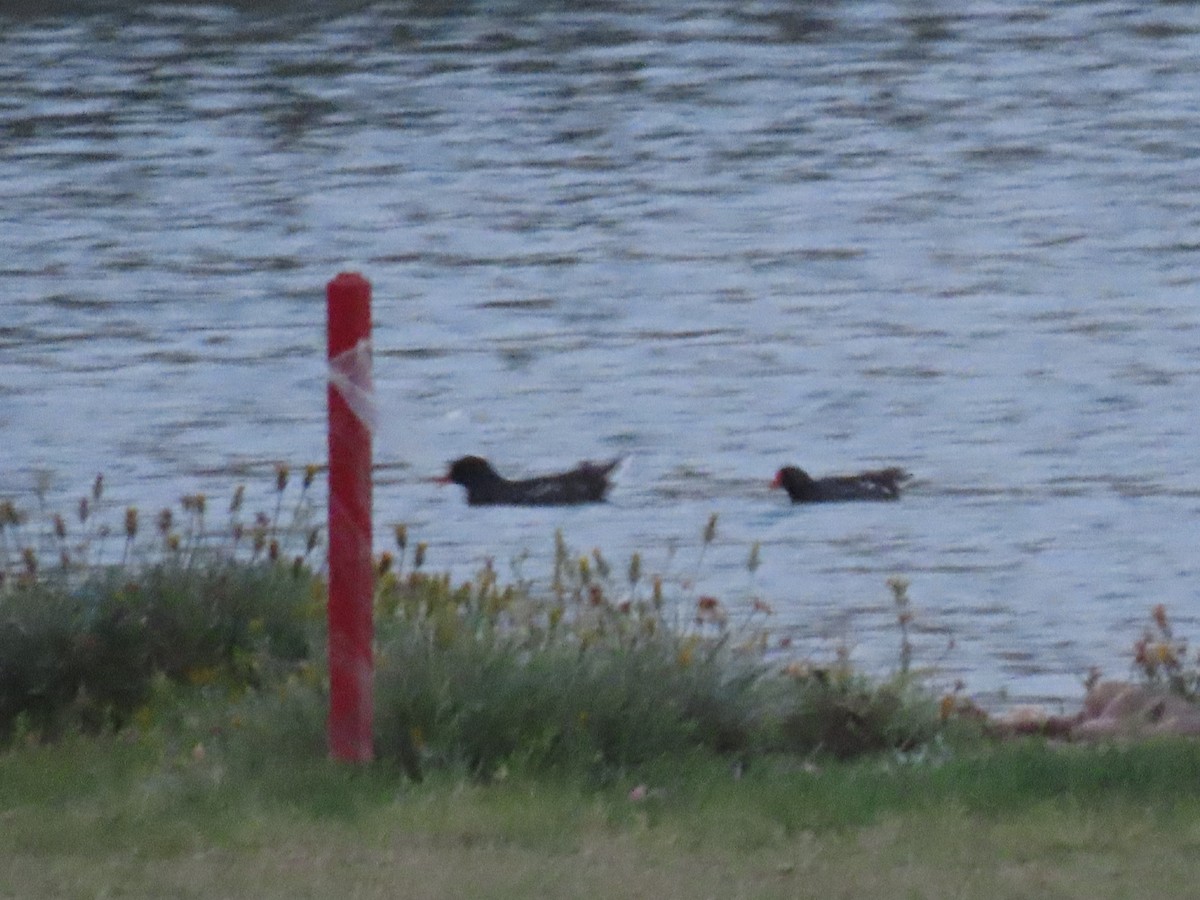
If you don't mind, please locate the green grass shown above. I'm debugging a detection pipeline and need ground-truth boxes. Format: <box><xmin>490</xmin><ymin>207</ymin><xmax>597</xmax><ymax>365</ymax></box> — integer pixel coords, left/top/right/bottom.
<box><xmin>4</xmin><ymin>731</ymin><xmax>1200</xmax><ymax>899</ymax></box>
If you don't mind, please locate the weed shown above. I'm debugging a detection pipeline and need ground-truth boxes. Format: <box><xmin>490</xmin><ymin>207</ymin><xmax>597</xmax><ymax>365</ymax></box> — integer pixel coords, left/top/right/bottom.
<box><xmin>371</xmin><ymin>524</ymin><xmax>767</xmax><ymax>778</ymax></box>
<box><xmin>1133</xmin><ymin>604</ymin><xmax>1200</xmax><ymax>699</ymax></box>
<box><xmin>0</xmin><ymin>472</ymin><xmax>322</xmax><ymax>742</ymax></box>
<box><xmin>1</xmin><ymin>472</ymin><xmax>949</xmax><ymax>777</ymax></box>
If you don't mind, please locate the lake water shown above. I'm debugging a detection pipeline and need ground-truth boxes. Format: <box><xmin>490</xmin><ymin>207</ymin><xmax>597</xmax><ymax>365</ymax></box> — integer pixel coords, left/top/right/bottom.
<box><xmin>3</xmin><ymin>0</ymin><xmax>1200</xmax><ymax>707</ymax></box>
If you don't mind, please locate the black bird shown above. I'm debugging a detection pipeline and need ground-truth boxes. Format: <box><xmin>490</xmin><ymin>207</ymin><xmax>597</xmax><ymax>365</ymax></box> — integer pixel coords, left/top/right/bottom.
<box><xmin>436</xmin><ymin>455</ymin><xmax>622</xmax><ymax>506</ymax></box>
<box><xmin>772</xmin><ymin>465</ymin><xmax>911</xmax><ymax>503</ymax></box>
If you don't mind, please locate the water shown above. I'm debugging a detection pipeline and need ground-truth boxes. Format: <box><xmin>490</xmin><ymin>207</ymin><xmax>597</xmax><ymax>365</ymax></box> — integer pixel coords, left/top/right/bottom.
<box><xmin>4</xmin><ymin>0</ymin><xmax>1200</xmax><ymax>707</ymax></box>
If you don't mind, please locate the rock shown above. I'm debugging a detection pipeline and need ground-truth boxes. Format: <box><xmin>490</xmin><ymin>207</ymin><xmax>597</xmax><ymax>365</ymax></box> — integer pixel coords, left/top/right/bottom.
<box><xmin>1072</xmin><ymin>681</ymin><xmax>1200</xmax><ymax>740</ymax></box>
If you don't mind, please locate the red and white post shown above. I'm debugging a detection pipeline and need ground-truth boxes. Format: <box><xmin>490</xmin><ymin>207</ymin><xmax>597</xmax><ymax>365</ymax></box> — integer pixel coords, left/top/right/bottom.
<box><xmin>326</xmin><ymin>272</ymin><xmax>374</xmax><ymax>762</ymax></box>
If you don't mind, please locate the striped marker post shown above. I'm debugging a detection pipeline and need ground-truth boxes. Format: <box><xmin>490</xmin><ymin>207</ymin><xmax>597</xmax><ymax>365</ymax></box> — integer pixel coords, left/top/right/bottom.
<box><xmin>326</xmin><ymin>272</ymin><xmax>374</xmax><ymax>762</ymax></box>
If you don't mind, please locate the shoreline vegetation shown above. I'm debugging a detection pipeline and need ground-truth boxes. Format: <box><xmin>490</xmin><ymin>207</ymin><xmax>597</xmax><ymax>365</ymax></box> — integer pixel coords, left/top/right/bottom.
<box><xmin>3</xmin><ymin>471</ymin><xmax>1200</xmax><ymax>897</ymax></box>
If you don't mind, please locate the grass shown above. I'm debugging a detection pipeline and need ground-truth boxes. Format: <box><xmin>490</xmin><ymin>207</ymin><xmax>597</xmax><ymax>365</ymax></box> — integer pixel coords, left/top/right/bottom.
<box><xmin>4</xmin><ymin>731</ymin><xmax>1200</xmax><ymax>899</ymax></box>
<box><xmin>6</xmin><ymin>816</ymin><xmax>1193</xmax><ymax>900</ymax></box>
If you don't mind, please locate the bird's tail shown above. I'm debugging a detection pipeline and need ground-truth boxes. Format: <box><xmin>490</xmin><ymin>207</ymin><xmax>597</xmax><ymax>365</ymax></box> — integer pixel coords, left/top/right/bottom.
<box><xmin>864</xmin><ymin>467</ymin><xmax>911</xmax><ymax>487</ymax></box>
<box><xmin>586</xmin><ymin>454</ymin><xmax>631</xmax><ymax>483</ymax></box>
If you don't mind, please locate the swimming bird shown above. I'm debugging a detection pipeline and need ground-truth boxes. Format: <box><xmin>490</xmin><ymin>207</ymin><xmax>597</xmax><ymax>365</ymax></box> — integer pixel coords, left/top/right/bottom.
<box><xmin>436</xmin><ymin>455</ymin><xmax>622</xmax><ymax>506</ymax></box>
<box><xmin>772</xmin><ymin>465</ymin><xmax>911</xmax><ymax>503</ymax></box>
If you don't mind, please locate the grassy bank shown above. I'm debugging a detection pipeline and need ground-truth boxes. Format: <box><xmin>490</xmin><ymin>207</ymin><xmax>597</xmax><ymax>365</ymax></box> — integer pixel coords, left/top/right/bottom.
<box><xmin>4</xmin><ymin>474</ymin><xmax>1200</xmax><ymax>898</ymax></box>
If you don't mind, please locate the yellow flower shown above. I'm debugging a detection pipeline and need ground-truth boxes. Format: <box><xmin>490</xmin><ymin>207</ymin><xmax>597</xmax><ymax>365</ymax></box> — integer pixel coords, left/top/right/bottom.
<box><xmin>677</xmin><ymin>639</ymin><xmax>696</xmax><ymax>668</ymax></box>
<box><xmin>186</xmin><ymin>666</ymin><xmax>218</xmax><ymax>686</ymax></box>
<box><xmin>939</xmin><ymin>695</ymin><xmax>956</xmax><ymax>721</ymax></box>
<box><xmin>628</xmin><ymin>552</ymin><xmax>642</xmax><ymax>585</ymax></box>
<box><xmin>783</xmin><ymin>661</ymin><xmax>809</xmax><ymax>680</ymax></box>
